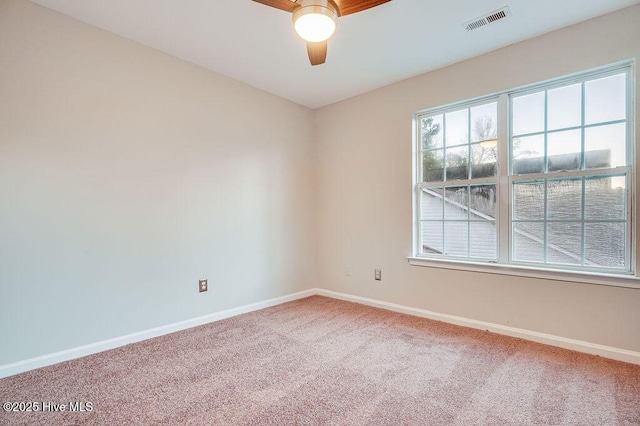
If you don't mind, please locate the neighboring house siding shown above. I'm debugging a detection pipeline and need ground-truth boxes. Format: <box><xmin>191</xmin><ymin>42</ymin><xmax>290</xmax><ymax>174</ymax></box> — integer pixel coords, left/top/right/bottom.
<box><xmin>421</xmin><ymin>188</ymin><xmax>496</xmax><ymax>259</ymax></box>
<box><xmin>421</xmin><ymin>172</ymin><xmax>625</xmax><ymax>268</ymax></box>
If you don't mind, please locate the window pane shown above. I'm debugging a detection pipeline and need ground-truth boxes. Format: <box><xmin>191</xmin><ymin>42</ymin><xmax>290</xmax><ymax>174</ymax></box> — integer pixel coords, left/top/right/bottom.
<box><xmin>585</xmin><ymin>123</ymin><xmax>626</xmax><ymax>169</ymax></box>
<box><xmin>444</xmin><ymin>221</ymin><xmax>468</xmax><ymax>257</ymax></box>
<box><xmin>548</xmin><ymin>83</ymin><xmax>582</xmax><ymax>131</ymax></box>
<box><xmin>423</xmin><ymin>150</ymin><xmax>444</xmax><ymax>182</ymax></box>
<box><xmin>585</xmin><ymin>176</ymin><xmax>626</xmax><ymax>220</ymax></box>
<box><xmin>445</xmin><ymin>109</ymin><xmax>468</xmax><ymax>147</ymax></box>
<box><xmin>512</xmin><ymin>134</ymin><xmax>544</xmax><ymax>174</ymax></box>
<box><xmin>547</xmin><ymin>178</ymin><xmax>582</xmax><ymax>220</ymax></box>
<box><xmin>471</xmin><ymin>142</ymin><xmax>496</xmax><ymax>178</ymax></box>
<box><xmin>513</xmin><ymin>181</ymin><xmax>544</xmax><ymax>220</ymax></box>
<box><xmin>513</xmin><ymin>92</ymin><xmax>545</xmax><ymax>136</ymax></box>
<box><xmin>444</xmin><ymin>186</ymin><xmax>468</xmax><ymax>220</ymax></box>
<box><xmin>445</xmin><ymin>146</ymin><xmax>468</xmax><ymax>180</ymax></box>
<box><xmin>470</xmin><ymin>222</ymin><xmax>497</xmax><ymax>259</ymax></box>
<box><xmin>585</xmin><ymin>73</ymin><xmax>626</xmax><ymax>125</ymax></box>
<box><xmin>547</xmin><ymin>222</ymin><xmax>582</xmax><ymax>265</ymax></box>
<box><xmin>421</xmin><ymin>187</ymin><xmax>443</xmax><ymax>220</ymax></box>
<box><xmin>547</xmin><ymin>129</ymin><xmax>581</xmax><ymax>172</ymax></box>
<box><xmin>421</xmin><ymin>115</ymin><xmax>443</xmax><ymax>150</ymax></box>
<box><xmin>470</xmin><ymin>103</ymin><xmax>497</xmax><ymax>143</ymax></box>
<box><xmin>470</xmin><ymin>184</ymin><xmax>497</xmax><ymax>219</ymax></box>
<box><xmin>584</xmin><ymin>223</ymin><xmax>625</xmax><ymax>269</ymax></box>
<box><xmin>421</xmin><ymin>221</ymin><xmax>443</xmax><ymax>254</ymax></box>
<box><xmin>513</xmin><ymin>222</ymin><xmax>544</xmax><ymax>263</ymax></box>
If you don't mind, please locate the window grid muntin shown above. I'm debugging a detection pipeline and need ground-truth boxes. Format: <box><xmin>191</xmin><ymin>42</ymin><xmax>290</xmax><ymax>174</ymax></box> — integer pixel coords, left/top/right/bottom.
<box><xmin>420</xmin><ymin>100</ymin><xmax>498</xmax><ymax>184</ymax></box>
<box><xmin>511</xmin><ymin>73</ymin><xmax>628</xmax><ymax>176</ymax></box>
<box><xmin>419</xmin><ymin>182</ymin><xmax>498</xmax><ymax>260</ymax></box>
<box><xmin>581</xmin><ymin>81</ymin><xmax>587</xmax><ymax>171</ymax></box>
<box><xmin>510</xmin><ymin>172</ymin><xmax>629</xmax><ymax>271</ymax></box>
<box><xmin>512</xmin><ymin>119</ymin><xmax>627</xmax><ymax>139</ymax></box>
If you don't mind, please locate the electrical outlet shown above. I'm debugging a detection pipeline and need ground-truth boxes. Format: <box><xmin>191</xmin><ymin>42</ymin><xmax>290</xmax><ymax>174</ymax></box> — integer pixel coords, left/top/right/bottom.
<box><xmin>374</xmin><ymin>269</ymin><xmax>382</xmax><ymax>281</ymax></box>
<box><xmin>199</xmin><ymin>279</ymin><xmax>208</xmax><ymax>293</ymax></box>
<box><xmin>346</xmin><ymin>266</ymin><xmax>353</xmax><ymax>276</ymax></box>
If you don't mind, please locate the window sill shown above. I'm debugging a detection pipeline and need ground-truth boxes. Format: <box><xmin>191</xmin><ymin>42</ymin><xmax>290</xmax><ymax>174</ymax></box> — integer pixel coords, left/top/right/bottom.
<box><xmin>407</xmin><ymin>257</ymin><xmax>640</xmax><ymax>289</ymax></box>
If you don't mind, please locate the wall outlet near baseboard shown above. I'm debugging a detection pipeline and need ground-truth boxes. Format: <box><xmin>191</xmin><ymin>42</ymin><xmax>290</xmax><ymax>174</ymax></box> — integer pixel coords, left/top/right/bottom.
<box><xmin>374</xmin><ymin>269</ymin><xmax>382</xmax><ymax>281</ymax></box>
<box><xmin>346</xmin><ymin>266</ymin><xmax>353</xmax><ymax>276</ymax></box>
<box><xmin>199</xmin><ymin>279</ymin><xmax>208</xmax><ymax>293</ymax></box>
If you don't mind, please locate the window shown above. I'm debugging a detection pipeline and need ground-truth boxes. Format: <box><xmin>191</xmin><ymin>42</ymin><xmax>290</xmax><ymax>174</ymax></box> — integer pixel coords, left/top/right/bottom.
<box><xmin>413</xmin><ymin>63</ymin><xmax>634</xmax><ymax>279</ymax></box>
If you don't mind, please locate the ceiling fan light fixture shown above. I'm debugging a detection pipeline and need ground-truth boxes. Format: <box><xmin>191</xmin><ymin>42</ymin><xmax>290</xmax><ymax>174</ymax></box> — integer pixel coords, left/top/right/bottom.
<box><xmin>293</xmin><ymin>5</ymin><xmax>338</xmax><ymax>43</ymax></box>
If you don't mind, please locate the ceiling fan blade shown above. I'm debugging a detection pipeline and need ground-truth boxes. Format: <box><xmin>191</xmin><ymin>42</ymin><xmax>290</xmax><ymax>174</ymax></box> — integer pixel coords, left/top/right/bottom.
<box><xmin>307</xmin><ymin>41</ymin><xmax>327</xmax><ymax>66</ymax></box>
<box><xmin>332</xmin><ymin>0</ymin><xmax>391</xmax><ymax>16</ymax></box>
<box><xmin>252</xmin><ymin>0</ymin><xmax>299</xmax><ymax>13</ymax></box>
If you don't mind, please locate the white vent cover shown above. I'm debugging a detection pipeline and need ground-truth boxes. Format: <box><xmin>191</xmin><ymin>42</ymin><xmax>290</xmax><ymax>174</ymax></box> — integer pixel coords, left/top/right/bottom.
<box><xmin>464</xmin><ymin>6</ymin><xmax>512</xmax><ymax>32</ymax></box>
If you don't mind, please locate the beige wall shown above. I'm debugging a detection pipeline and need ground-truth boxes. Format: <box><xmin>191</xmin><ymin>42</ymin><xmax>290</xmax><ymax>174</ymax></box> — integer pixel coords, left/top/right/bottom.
<box><xmin>1</xmin><ymin>0</ymin><xmax>639</xmax><ymax>368</ymax></box>
<box><xmin>0</xmin><ymin>0</ymin><xmax>316</xmax><ymax>364</ymax></box>
<box><xmin>316</xmin><ymin>5</ymin><xmax>640</xmax><ymax>352</ymax></box>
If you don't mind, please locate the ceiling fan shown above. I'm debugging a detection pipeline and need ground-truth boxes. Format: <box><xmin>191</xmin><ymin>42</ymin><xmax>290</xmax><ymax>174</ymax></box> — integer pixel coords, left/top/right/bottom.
<box><xmin>253</xmin><ymin>0</ymin><xmax>392</xmax><ymax>66</ymax></box>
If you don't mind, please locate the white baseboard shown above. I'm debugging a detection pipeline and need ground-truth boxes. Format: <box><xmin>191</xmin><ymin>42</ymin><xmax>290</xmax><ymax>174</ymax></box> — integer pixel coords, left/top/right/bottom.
<box><xmin>0</xmin><ymin>289</ymin><xmax>316</xmax><ymax>379</ymax></box>
<box><xmin>316</xmin><ymin>289</ymin><xmax>640</xmax><ymax>365</ymax></box>
<box><xmin>3</xmin><ymin>287</ymin><xmax>638</xmax><ymax>379</ymax></box>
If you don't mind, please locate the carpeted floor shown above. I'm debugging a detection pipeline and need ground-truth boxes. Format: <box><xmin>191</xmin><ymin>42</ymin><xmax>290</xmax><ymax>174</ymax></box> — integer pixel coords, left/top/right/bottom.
<box><xmin>1</xmin><ymin>295</ymin><xmax>639</xmax><ymax>425</ymax></box>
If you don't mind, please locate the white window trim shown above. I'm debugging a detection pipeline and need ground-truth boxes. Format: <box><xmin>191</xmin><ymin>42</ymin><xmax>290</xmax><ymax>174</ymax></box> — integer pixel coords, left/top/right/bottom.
<box><xmin>411</xmin><ymin>60</ymin><xmax>637</xmax><ymax>287</ymax></box>
<box><xmin>407</xmin><ymin>256</ymin><xmax>640</xmax><ymax>289</ymax></box>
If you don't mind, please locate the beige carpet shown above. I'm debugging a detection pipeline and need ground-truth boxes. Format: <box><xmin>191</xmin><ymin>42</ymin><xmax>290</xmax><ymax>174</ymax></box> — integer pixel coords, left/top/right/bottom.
<box><xmin>1</xmin><ymin>295</ymin><xmax>639</xmax><ymax>425</ymax></box>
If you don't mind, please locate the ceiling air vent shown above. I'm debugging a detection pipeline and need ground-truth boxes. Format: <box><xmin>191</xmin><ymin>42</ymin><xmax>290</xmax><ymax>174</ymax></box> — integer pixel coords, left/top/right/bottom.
<box><xmin>464</xmin><ymin>6</ymin><xmax>511</xmax><ymax>32</ymax></box>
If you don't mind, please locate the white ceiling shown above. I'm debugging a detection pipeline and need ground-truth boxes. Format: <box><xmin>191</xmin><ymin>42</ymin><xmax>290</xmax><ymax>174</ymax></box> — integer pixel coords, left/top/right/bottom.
<box><xmin>30</xmin><ymin>0</ymin><xmax>640</xmax><ymax>109</ymax></box>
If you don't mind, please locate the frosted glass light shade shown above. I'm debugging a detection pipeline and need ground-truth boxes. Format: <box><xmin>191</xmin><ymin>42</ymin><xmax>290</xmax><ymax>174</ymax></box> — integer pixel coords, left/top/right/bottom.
<box><xmin>293</xmin><ymin>6</ymin><xmax>337</xmax><ymax>43</ymax></box>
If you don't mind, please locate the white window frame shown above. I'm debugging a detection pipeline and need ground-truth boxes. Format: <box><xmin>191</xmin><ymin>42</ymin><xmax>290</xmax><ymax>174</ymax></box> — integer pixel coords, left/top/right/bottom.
<box><xmin>416</xmin><ymin>97</ymin><xmax>500</xmax><ymax>260</ymax></box>
<box><xmin>409</xmin><ymin>61</ymin><xmax>639</xmax><ymax>289</ymax></box>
